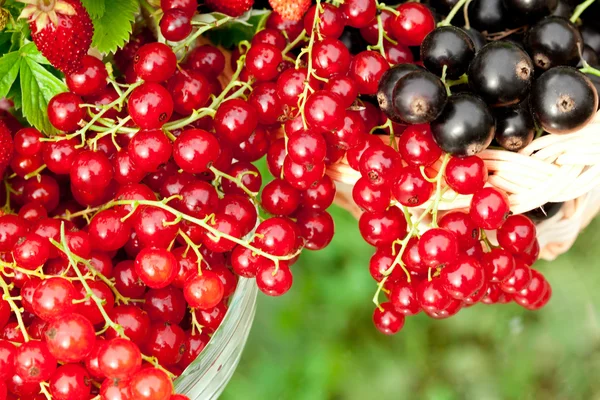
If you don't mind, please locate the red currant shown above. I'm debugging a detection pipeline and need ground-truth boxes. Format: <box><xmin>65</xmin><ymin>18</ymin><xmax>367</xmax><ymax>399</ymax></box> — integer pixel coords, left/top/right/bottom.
<box><xmin>445</xmin><ymin>156</ymin><xmax>488</xmax><ymax>195</ymax></box>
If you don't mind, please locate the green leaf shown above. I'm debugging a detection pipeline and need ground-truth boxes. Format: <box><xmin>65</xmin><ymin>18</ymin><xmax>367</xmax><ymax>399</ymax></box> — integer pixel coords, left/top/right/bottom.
<box><xmin>206</xmin><ymin>10</ymin><xmax>271</xmax><ymax>49</ymax></box>
<box><xmin>8</xmin><ymin>78</ymin><xmax>21</xmax><ymax>110</ymax></box>
<box><xmin>0</xmin><ymin>32</ymin><xmax>13</xmax><ymax>56</ymax></box>
<box><xmin>19</xmin><ymin>42</ymin><xmax>51</xmax><ymax>65</ymax></box>
<box><xmin>91</xmin><ymin>0</ymin><xmax>138</xmax><ymax>54</ymax></box>
<box><xmin>19</xmin><ymin>57</ymin><xmax>67</xmax><ymax>134</ymax></box>
<box><xmin>81</xmin><ymin>0</ymin><xmax>106</xmax><ymax>18</ymax></box>
<box><xmin>0</xmin><ymin>51</ymin><xmax>20</xmax><ymax>99</ymax></box>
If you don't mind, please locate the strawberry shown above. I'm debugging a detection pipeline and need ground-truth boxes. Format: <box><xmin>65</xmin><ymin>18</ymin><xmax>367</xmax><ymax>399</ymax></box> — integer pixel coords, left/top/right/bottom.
<box><xmin>269</xmin><ymin>0</ymin><xmax>311</xmax><ymax>21</ymax></box>
<box><xmin>205</xmin><ymin>0</ymin><xmax>254</xmax><ymax>17</ymax></box>
<box><xmin>0</xmin><ymin>120</ymin><xmax>13</xmax><ymax>178</ymax></box>
<box><xmin>19</xmin><ymin>0</ymin><xmax>94</xmax><ymax>74</ymax></box>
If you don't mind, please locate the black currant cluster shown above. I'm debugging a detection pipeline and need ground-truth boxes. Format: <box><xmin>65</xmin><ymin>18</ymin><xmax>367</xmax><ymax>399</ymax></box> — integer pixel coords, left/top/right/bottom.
<box><xmin>377</xmin><ymin>0</ymin><xmax>599</xmax><ymax>155</ymax></box>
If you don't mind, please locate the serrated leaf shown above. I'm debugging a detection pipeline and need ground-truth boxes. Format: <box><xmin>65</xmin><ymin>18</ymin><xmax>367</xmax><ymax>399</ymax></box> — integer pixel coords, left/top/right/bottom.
<box><xmin>81</xmin><ymin>0</ymin><xmax>106</xmax><ymax>18</ymax></box>
<box><xmin>19</xmin><ymin>58</ymin><xmax>67</xmax><ymax>134</ymax></box>
<box><xmin>91</xmin><ymin>0</ymin><xmax>138</xmax><ymax>54</ymax></box>
<box><xmin>8</xmin><ymin>78</ymin><xmax>21</xmax><ymax>110</ymax></box>
<box><xmin>0</xmin><ymin>51</ymin><xmax>20</xmax><ymax>98</ymax></box>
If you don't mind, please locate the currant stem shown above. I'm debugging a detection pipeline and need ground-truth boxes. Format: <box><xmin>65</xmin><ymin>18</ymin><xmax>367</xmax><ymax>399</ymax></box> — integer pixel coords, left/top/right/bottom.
<box><xmin>163</xmin><ymin>56</ymin><xmax>248</xmax><ymax>131</ymax></box>
<box><xmin>367</xmin><ymin>13</ymin><xmax>388</xmax><ymax>59</ymax></box>
<box><xmin>178</xmin><ymin>229</ymin><xmax>206</xmax><ymax>275</ymax></box>
<box><xmin>430</xmin><ymin>154</ymin><xmax>452</xmax><ymax>226</ymax></box>
<box><xmin>439</xmin><ymin>0</ymin><xmax>470</xmax><ymax>26</ymax></box>
<box><xmin>298</xmin><ymin>0</ymin><xmax>323</xmax><ymax>131</ymax></box>
<box><xmin>173</xmin><ymin>16</ymin><xmax>233</xmax><ymax>53</ymax></box>
<box><xmin>0</xmin><ymin>273</ymin><xmax>30</xmax><ymax>342</ymax></box>
<box><xmin>570</xmin><ymin>0</ymin><xmax>596</xmax><ymax>23</ymax></box>
<box><xmin>141</xmin><ymin>355</ymin><xmax>177</xmax><ymax>379</ymax></box>
<box><xmin>210</xmin><ymin>166</ymin><xmax>259</xmax><ymax>200</ymax></box>
<box><xmin>190</xmin><ymin>308</ymin><xmax>204</xmax><ymax>335</ymax></box>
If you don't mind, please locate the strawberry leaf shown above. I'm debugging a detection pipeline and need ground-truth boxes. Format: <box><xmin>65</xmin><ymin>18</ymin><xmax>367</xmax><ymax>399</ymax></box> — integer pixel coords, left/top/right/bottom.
<box><xmin>91</xmin><ymin>0</ymin><xmax>138</xmax><ymax>54</ymax></box>
<box><xmin>0</xmin><ymin>51</ymin><xmax>20</xmax><ymax>99</ymax></box>
<box><xmin>81</xmin><ymin>0</ymin><xmax>106</xmax><ymax>19</ymax></box>
<box><xmin>19</xmin><ymin>57</ymin><xmax>68</xmax><ymax>134</ymax></box>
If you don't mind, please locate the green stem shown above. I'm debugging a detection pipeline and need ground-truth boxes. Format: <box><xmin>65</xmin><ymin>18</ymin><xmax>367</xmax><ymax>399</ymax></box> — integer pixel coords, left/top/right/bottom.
<box><xmin>298</xmin><ymin>0</ymin><xmax>323</xmax><ymax>130</ymax></box>
<box><xmin>570</xmin><ymin>0</ymin><xmax>596</xmax><ymax>23</ymax></box>
<box><xmin>438</xmin><ymin>0</ymin><xmax>470</xmax><ymax>26</ymax></box>
<box><xmin>173</xmin><ymin>16</ymin><xmax>233</xmax><ymax>53</ymax></box>
<box><xmin>0</xmin><ymin>273</ymin><xmax>29</xmax><ymax>341</ymax></box>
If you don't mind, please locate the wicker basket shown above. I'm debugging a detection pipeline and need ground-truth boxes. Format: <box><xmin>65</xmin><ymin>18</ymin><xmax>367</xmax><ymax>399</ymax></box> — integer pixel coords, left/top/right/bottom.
<box><xmin>328</xmin><ymin>112</ymin><xmax>600</xmax><ymax>261</ymax></box>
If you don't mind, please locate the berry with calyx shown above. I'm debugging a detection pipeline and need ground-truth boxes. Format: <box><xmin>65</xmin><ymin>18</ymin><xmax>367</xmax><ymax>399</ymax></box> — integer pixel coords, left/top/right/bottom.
<box><xmin>20</xmin><ymin>0</ymin><xmax>93</xmax><ymax>74</ymax></box>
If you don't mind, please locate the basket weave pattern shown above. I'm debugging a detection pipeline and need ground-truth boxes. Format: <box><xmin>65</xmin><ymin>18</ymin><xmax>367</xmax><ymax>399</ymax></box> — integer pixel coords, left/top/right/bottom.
<box><xmin>327</xmin><ymin>112</ymin><xmax>600</xmax><ymax>261</ymax></box>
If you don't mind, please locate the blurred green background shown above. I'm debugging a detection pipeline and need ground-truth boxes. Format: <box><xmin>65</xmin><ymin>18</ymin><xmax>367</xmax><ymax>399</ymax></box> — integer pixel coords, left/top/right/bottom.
<box><xmin>222</xmin><ymin>205</ymin><xmax>600</xmax><ymax>400</ymax></box>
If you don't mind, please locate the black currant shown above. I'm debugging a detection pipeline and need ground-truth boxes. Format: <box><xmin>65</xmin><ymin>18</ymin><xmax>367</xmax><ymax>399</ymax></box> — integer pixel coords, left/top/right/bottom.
<box><xmin>502</xmin><ymin>0</ymin><xmax>558</xmax><ymax>23</ymax></box>
<box><xmin>525</xmin><ymin>17</ymin><xmax>583</xmax><ymax>71</ymax></box>
<box><xmin>464</xmin><ymin>28</ymin><xmax>487</xmax><ymax>52</ymax></box>
<box><xmin>468</xmin><ymin>0</ymin><xmax>510</xmax><ymax>33</ymax></box>
<box><xmin>431</xmin><ymin>93</ymin><xmax>496</xmax><ymax>156</ymax></box>
<box><xmin>421</xmin><ymin>26</ymin><xmax>475</xmax><ymax>79</ymax></box>
<box><xmin>468</xmin><ymin>41</ymin><xmax>534</xmax><ymax>106</ymax></box>
<box><xmin>493</xmin><ymin>104</ymin><xmax>535</xmax><ymax>151</ymax></box>
<box><xmin>392</xmin><ymin>70</ymin><xmax>448</xmax><ymax>124</ymax></box>
<box><xmin>525</xmin><ymin>202</ymin><xmax>564</xmax><ymax>222</ymax></box>
<box><xmin>530</xmin><ymin>66</ymin><xmax>598</xmax><ymax>134</ymax></box>
<box><xmin>377</xmin><ymin>64</ymin><xmax>422</xmax><ymax>123</ymax></box>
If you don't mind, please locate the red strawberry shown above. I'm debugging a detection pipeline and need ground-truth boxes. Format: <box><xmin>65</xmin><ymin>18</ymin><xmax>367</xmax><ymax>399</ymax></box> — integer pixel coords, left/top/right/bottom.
<box><xmin>205</xmin><ymin>0</ymin><xmax>253</xmax><ymax>17</ymax></box>
<box><xmin>20</xmin><ymin>0</ymin><xmax>94</xmax><ymax>74</ymax></box>
<box><xmin>0</xmin><ymin>120</ymin><xmax>13</xmax><ymax>178</ymax></box>
<box><xmin>269</xmin><ymin>0</ymin><xmax>311</xmax><ymax>21</ymax></box>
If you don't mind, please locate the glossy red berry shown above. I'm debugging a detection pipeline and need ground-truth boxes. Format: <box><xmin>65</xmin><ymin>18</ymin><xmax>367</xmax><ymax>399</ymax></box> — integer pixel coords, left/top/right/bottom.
<box><xmin>253</xmin><ymin>217</ymin><xmax>297</xmax><ymax>256</ymax></box>
<box><xmin>304</xmin><ymin>4</ymin><xmax>345</xmax><ymax>39</ymax></box>
<box><xmin>393</xmin><ymin>166</ymin><xmax>435</xmax><ymax>207</ymax></box>
<box><xmin>128</xmin><ymin>83</ymin><xmax>174</xmax><ymax>129</ymax></box>
<box><xmin>341</xmin><ymin>0</ymin><xmax>377</xmax><ymax>28</ymax></box>
<box><xmin>391</xmin><ymin>3</ymin><xmax>435</xmax><ymax>46</ymax></box>
<box><xmin>287</xmin><ymin>130</ymin><xmax>327</xmax><ymax>166</ymax></box>
<box><xmin>134</xmin><ymin>247</ymin><xmax>178</xmax><ymax>289</ymax></box>
<box><xmin>214</xmin><ymin>99</ymin><xmax>258</xmax><ymax>143</ymax></box>
<box><xmin>14</xmin><ymin>127</ymin><xmax>43</xmax><ymax>157</ymax></box>
<box><xmin>15</xmin><ymin>340</ymin><xmax>57</xmax><ymax>383</ymax></box>
<box><xmin>359</xmin><ymin>144</ymin><xmax>402</xmax><ymax>187</ymax></box>
<box><xmin>66</xmin><ymin>55</ymin><xmax>108</xmax><ymax>96</ymax></box>
<box><xmin>418</xmin><ymin>228</ymin><xmax>459</xmax><ymax>267</ymax></box>
<box><xmin>398</xmin><ymin>124</ymin><xmax>442</xmax><ymax>167</ymax></box>
<box><xmin>43</xmin><ymin>138</ymin><xmax>80</xmax><ymax>175</ymax></box>
<box><xmin>0</xmin><ymin>214</ymin><xmax>28</xmax><ymax>252</ymax></box>
<box><xmin>482</xmin><ymin>248</ymin><xmax>516</xmax><ymax>283</ymax></box>
<box><xmin>167</xmin><ymin>70</ymin><xmax>211</xmax><ymax>115</ymax></box>
<box><xmin>133</xmin><ymin>43</ymin><xmax>177</xmax><ymax>82</ymax></box>
<box><xmin>48</xmin><ymin>93</ymin><xmax>85</xmax><ymax>132</ymax></box>
<box><xmin>248</xmin><ymin>82</ymin><xmax>283</xmax><ymax>126</ymax></box>
<box><xmin>500</xmin><ymin>258</ymin><xmax>532</xmax><ymax>293</ymax></box>
<box><xmin>12</xmin><ymin>233</ymin><xmax>50</xmax><ymax>270</ymax></box>
<box><xmin>186</xmin><ymin>45</ymin><xmax>225</xmax><ymax>77</ymax></box>
<box><xmin>416</xmin><ymin>278</ymin><xmax>452</xmax><ymax>313</ymax></box>
<box><xmin>352</xmin><ymin>176</ymin><xmax>391</xmax><ymax>213</ymax></box>
<box><xmin>128</xmin><ymin>368</ymin><xmax>173</xmax><ymax>400</ymax></box>
<box><xmin>32</xmin><ymin>277</ymin><xmax>77</xmax><ymax>321</ymax></box>
<box><xmin>358</xmin><ymin>206</ymin><xmax>407</xmax><ymax>247</ymax></box>
<box><xmin>173</xmin><ymin>128</ymin><xmax>220</xmax><ymax>173</ymax></box>
<box><xmin>389</xmin><ymin>282</ymin><xmax>420</xmax><ymax>315</ymax></box>
<box><xmin>513</xmin><ymin>269</ymin><xmax>547</xmax><ymax>308</ymax></box>
<box><xmin>44</xmin><ymin>313</ymin><xmax>96</xmax><ymax>363</ymax></box>
<box><xmin>445</xmin><ymin>156</ymin><xmax>488</xmax><ymax>195</ymax></box>
<box><xmin>373</xmin><ymin>302</ymin><xmax>405</xmax><ymax>335</ymax></box>
<box><xmin>305</xmin><ymin>90</ymin><xmax>345</xmax><ymax>132</ymax></box>
<box><xmin>107</xmin><ymin>305</ymin><xmax>151</xmax><ymax>345</ymax></box>
<box><xmin>98</xmin><ymin>338</ymin><xmax>142</xmax><ymax>379</ymax></box>
<box><xmin>146</xmin><ymin>322</ymin><xmax>186</xmax><ymax>365</ymax></box>
<box><xmin>261</xmin><ymin>179</ymin><xmax>301</xmax><ymax>216</ymax></box>
<box><xmin>440</xmin><ymin>255</ymin><xmax>485</xmax><ymax>300</ymax></box>
<box><xmin>324</xmin><ymin>75</ymin><xmax>359</xmax><ymax>108</ymax></box>
<box><xmin>160</xmin><ymin>8</ymin><xmax>192</xmax><ymax>41</ymax></box>
<box><xmin>470</xmin><ymin>187</ymin><xmax>511</xmax><ymax>230</ymax></box>
<box><xmin>246</xmin><ymin>43</ymin><xmax>283</xmax><ymax>81</ymax></box>
<box><xmin>497</xmin><ymin>214</ymin><xmax>537</xmax><ymax>254</ymax></box>
<box><xmin>88</xmin><ymin>209</ymin><xmax>132</xmax><ymax>251</ymax></box>
<box><xmin>49</xmin><ymin>363</ymin><xmax>91</xmax><ymax>400</ymax></box>
<box><xmin>438</xmin><ymin>211</ymin><xmax>480</xmax><ymax>249</ymax></box>
<box><xmin>183</xmin><ymin>270</ymin><xmax>225</xmax><ymax>310</ymax></box>
<box><xmin>312</xmin><ymin>38</ymin><xmax>351</xmax><ymax>78</ymax></box>
<box><xmin>134</xmin><ymin>205</ymin><xmax>179</xmax><ymax>248</ymax></box>
<box><xmin>256</xmin><ymin>262</ymin><xmax>293</xmax><ymax>296</ymax></box>
<box><xmin>349</xmin><ymin>51</ymin><xmax>390</xmax><ymax>95</ymax></box>
<box><xmin>161</xmin><ymin>0</ymin><xmax>197</xmax><ymax>16</ymax></box>
<box><xmin>282</xmin><ymin>157</ymin><xmax>326</xmax><ymax>191</ymax></box>
<box><xmin>200</xmin><ymin>213</ymin><xmax>242</xmax><ymax>253</ymax></box>
<box><xmin>296</xmin><ymin>209</ymin><xmax>335</xmax><ymax>250</ymax></box>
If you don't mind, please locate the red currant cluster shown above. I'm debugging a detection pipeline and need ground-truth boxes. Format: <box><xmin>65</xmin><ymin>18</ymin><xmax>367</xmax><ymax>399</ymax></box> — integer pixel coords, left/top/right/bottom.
<box><xmin>359</xmin><ymin>125</ymin><xmax>550</xmax><ymax>335</ymax></box>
